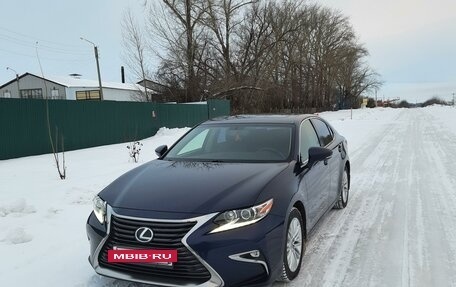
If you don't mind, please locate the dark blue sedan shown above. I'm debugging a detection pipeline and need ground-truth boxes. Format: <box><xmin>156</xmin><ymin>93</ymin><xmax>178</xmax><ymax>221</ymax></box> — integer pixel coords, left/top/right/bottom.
<box><xmin>86</xmin><ymin>115</ymin><xmax>350</xmax><ymax>286</ymax></box>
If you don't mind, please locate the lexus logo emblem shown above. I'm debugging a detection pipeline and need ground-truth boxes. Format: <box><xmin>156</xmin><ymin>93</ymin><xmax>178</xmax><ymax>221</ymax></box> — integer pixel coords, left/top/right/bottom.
<box><xmin>135</xmin><ymin>227</ymin><xmax>154</xmax><ymax>243</ymax></box>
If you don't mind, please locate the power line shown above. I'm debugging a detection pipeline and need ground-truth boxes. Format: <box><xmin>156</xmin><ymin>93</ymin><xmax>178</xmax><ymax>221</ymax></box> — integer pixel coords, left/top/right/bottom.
<box><xmin>0</xmin><ymin>26</ymin><xmax>85</xmax><ymax>49</ymax></box>
<box><xmin>0</xmin><ymin>47</ymin><xmax>36</xmax><ymax>58</ymax></box>
<box><xmin>0</xmin><ymin>33</ymin><xmax>91</xmax><ymax>55</ymax></box>
<box><xmin>0</xmin><ymin>47</ymin><xmax>92</xmax><ymax>63</ymax></box>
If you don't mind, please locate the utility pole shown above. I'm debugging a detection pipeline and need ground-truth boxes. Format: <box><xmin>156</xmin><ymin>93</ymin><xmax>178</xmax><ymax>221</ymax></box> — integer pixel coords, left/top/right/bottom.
<box><xmin>6</xmin><ymin>67</ymin><xmax>20</xmax><ymax>98</ymax></box>
<box><xmin>375</xmin><ymin>89</ymin><xmax>378</xmax><ymax>107</ymax></box>
<box><xmin>80</xmin><ymin>37</ymin><xmax>104</xmax><ymax>100</ymax></box>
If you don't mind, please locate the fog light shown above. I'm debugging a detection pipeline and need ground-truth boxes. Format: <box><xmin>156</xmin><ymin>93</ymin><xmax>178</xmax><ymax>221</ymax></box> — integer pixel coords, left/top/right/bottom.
<box><xmin>229</xmin><ymin>250</ymin><xmax>269</xmax><ymax>275</ymax></box>
<box><xmin>250</xmin><ymin>250</ymin><xmax>260</xmax><ymax>258</ymax></box>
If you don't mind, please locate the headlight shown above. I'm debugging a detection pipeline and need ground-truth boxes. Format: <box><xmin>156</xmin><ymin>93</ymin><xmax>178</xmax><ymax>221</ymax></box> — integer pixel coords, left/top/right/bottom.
<box><xmin>93</xmin><ymin>195</ymin><xmax>107</xmax><ymax>224</ymax></box>
<box><xmin>210</xmin><ymin>199</ymin><xmax>273</xmax><ymax>233</ymax></box>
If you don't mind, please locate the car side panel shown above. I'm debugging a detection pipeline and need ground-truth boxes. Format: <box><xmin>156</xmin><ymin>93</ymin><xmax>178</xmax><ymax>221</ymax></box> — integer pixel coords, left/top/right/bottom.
<box><xmin>300</xmin><ymin>161</ymin><xmax>331</xmax><ymax>230</ymax></box>
<box><xmin>327</xmin><ymin>139</ymin><xmax>343</xmax><ymax>205</ymax></box>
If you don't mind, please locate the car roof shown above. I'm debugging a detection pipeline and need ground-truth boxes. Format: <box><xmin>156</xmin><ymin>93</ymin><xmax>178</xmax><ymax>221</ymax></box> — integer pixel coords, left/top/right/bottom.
<box><xmin>203</xmin><ymin>114</ymin><xmax>316</xmax><ymax>125</ymax></box>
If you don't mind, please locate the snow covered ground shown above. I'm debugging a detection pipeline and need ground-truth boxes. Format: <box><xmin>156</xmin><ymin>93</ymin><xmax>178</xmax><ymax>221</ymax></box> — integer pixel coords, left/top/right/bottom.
<box><xmin>1</xmin><ymin>106</ymin><xmax>455</xmax><ymax>286</ymax></box>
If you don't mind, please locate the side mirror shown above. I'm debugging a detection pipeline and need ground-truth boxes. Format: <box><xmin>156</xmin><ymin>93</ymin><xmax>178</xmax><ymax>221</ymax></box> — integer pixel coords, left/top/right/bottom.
<box><xmin>155</xmin><ymin>145</ymin><xmax>168</xmax><ymax>157</ymax></box>
<box><xmin>306</xmin><ymin>147</ymin><xmax>332</xmax><ymax>168</ymax></box>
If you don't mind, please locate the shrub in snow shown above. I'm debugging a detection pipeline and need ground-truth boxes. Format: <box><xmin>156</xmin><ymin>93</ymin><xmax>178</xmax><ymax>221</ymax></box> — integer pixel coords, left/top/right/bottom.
<box><xmin>127</xmin><ymin>141</ymin><xmax>143</xmax><ymax>163</ymax></box>
<box><xmin>422</xmin><ymin>97</ymin><xmax>448</xmax><ymax>107</ymax></box>
<box><xmin>48</xmin><ymin>124</ymin><xmax>66</xmax><ymax>180</ymax></box>
<box><xmin>367</xmin><ymin>98</ymin><xmax>376</xmax><ymax>108</ymax></box>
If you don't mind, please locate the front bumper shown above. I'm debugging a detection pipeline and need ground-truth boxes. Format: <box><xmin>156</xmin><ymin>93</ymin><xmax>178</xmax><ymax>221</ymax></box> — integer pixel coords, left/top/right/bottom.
<box><xmin>87</xmin><ymin>206</ymin><xmax>285</xmax><ymax>287</ymax></box>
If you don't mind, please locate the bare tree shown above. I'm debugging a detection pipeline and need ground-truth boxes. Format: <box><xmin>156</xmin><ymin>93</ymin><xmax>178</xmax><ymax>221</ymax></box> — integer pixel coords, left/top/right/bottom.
<box><xmin>122</xmin><ymin>9</ymin><xmax>151</xmax><ymax>102</ymax></box>
<box><xmin>203</xmin><ymin>0</ymin><xmax>258</xmax><ymax>78</ymax></box>
<box><xmin>146</xmin><ymin>0</ymin><xmax>209</xmax><ymax>102</ymax></box>
<box><xmin>230</xmin><ymin>2</ymin><xmax>381</xmax><ymax>112</ymax></box>
<box><xmin>36</xmin><ymin>42</ymin><xmax>67</xmax><ymax>179</ymax></box>
<box><xmin>125</xmin><ymin>0</ymin><xmax>381</xmax><ymax>111</ymax></box>
<box><xmin>335</xmin><ymin>45</ymin><xmax>382</xmax><ymax>108</ymax></box>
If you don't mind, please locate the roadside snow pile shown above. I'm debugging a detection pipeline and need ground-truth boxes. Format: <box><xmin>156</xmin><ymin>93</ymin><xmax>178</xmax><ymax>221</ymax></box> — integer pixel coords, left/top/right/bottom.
<box><xmin>2</xmin><ymin>227</ymin><xmax>33</xmax><ymax>245</ymax></box>
<box><xmin>0</xmin><ymin>127</ymin><xmax>189</xmax><ymax>287</ymax></box>
<box><xmin>0</xmin><ymin>201</ymin><xmax>35</xmax><ymax>245</ymax></box>
<box><xmin>142</xmin><ymin>127</ymin><xmax>191</xmax><ymax>151</ymax></box>
<box><xmin>422</xmin><ymin>105</ymin><xmax>456</xmax><ymax>136</ymax></box>
<box><xmin>319</xmin><ymin>107</ymin><xmax>400</xmax><ymax>156</ymax></box>
<box><xmin>0</xmin><ymin>198</ymin><xmax>36</xmax><ymax>217</ymax></box>
<box><xmin>155</xmin><ymin>127</ymin><xmax>189</xmax><ymax>137</ymax></box>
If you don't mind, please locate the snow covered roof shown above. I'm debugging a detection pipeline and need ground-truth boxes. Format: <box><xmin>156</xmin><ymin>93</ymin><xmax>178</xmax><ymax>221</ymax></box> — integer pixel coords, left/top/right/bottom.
<box><xmin>0</xmin><ymin>72</ymin><xmax>143</xmax><ymax>91</ymax></box>
<box><xmin>44</xmin><ymin>75</ymin><xmax>142</xmax><ymax>91</ymax></box>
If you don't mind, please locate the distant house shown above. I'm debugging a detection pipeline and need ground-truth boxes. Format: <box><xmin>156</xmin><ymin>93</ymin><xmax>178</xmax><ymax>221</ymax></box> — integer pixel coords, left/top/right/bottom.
<box><xmin>136</xmin><ymin>79</ymin><xmax>175</xmax><ymax>102</ymax></box>
<box><xmin>0</xmin><ymin>72</ymin><xmax>144</xmax><ymax>101</ymax></box>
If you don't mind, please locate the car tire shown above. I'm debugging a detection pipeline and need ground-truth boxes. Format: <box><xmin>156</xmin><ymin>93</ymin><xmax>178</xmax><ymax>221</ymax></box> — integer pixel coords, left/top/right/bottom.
<box><xmin>334</xmin><ymin>167</ymin><xmax>349</xmax><ymax>209</ymax></box>
<box><xmin>279</xmin><ymin>207</ymin><xmax>305</xmax><ymax>282</ymax></box>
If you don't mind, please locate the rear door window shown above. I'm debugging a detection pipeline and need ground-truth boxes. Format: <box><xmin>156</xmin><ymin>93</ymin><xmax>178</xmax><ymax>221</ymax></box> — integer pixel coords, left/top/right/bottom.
<box><xmin>300</xmin><ymin>120</ymin><xmax>321</xmax><ymax>161</ymax></box>
<box><xmin>311</xmin><ymin>119</ymin><xmax>334</xmax><ymax>147</ymax></box>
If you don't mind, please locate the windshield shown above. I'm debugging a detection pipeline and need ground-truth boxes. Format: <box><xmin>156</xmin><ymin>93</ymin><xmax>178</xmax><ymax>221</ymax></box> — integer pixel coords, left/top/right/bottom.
<box><xmin>164</xmin><ymin>124</ymin><xmax>294</xmax><ymax>162</ymax></box>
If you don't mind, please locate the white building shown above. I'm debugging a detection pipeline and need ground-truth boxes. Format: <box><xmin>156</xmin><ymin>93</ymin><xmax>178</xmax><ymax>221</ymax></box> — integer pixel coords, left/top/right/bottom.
<box><xmin>0</xmin><ymin>73</ymin><xmax>144</xmax><ymax>101</ymax></box>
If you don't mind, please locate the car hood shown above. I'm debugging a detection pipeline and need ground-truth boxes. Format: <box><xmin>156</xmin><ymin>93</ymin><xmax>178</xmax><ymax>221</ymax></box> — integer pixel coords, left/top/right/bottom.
<box><xmin>99</xmin><ymin>160</ymin><xmax>289</xmax><ymax>215</ymax></box>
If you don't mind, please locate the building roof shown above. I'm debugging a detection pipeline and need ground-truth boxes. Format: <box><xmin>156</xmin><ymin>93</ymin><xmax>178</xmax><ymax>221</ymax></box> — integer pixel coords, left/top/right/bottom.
<box><xmin>0</xmin><ymin>72</ymin><xmax>143</xmax><ymax>91</ymax></box>
<box><xmin>136</xmin><ymin>79</ymin><xmax>169</xmax><ymax>94</ymax></box>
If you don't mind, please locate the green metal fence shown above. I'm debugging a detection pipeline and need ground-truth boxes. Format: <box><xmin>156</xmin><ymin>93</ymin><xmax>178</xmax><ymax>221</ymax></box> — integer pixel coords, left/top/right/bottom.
<box><xmin>0</xmin><ymin>99</ymin><xmax>230</xmax><ymax>160</ymax></box>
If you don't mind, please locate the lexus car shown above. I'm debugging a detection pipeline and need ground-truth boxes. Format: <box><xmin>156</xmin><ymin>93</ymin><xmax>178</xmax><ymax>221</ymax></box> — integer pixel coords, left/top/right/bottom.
<box><xmin>86</xmin><ymin>115</ymin><xmax>350</xmax><ymax>287</ymax></box>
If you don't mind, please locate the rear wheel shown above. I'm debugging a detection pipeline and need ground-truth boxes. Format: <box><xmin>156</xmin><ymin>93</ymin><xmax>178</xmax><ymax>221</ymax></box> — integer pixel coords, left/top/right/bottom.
<box><xmin>279</xmin><ymin>208</ymin><xmax>305</xmax><ymax>282</ymax></box>
<box><xmin>334</xmin><ymin>167</ymin><xmax>349</xmax><ymax>209</ymax></box>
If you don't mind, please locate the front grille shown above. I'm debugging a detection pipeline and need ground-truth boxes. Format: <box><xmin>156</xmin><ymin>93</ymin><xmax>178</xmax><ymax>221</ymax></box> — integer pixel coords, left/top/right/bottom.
<box><xmin>99</xmin><ymin>215</ymin><xmax>211</xmax><ymax>285</ymax></box>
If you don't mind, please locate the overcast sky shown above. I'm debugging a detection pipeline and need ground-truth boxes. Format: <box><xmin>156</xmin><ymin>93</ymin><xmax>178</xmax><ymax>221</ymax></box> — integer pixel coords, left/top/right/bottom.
<box><xmin>0</xmin><ymin>0</ymin><xmax>455</xmax><ymax>103</ymax></box>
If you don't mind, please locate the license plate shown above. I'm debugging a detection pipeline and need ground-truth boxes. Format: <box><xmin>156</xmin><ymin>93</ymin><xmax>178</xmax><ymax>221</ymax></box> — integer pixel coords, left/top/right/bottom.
<box><xmin>108</xmin><ymin>246</ymin><xmax>177</xmax><ymax>265</ymax></box>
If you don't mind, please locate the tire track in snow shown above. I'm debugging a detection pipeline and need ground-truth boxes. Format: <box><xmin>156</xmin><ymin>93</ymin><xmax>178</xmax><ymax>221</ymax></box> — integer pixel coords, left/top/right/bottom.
<box><xmin>275</xmin><ymin>110</ymin><xmax>405</xmax><ymax>287</ymax></box>
<box><xmin>275</xmin><ymin>108</ymin><xmax>456</xmax><ymax>287</ymax></box>
<box><xmin>415</xmin><ymin>109</ymin><xmax>456</xmax><ymax>287</ymax></box>
<box><xmin>336</xmin><ymin>110</ymin><xmax>410</xmax><ymax>287</ymax></box>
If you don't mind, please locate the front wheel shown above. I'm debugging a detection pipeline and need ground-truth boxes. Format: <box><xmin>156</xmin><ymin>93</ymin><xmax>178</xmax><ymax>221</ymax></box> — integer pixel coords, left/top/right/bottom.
<box><xmin>334</xmin><ymin>167</ymin><xmax>349</xmax><ymax>209</ymax></box>
<box><xmin>279</xmin><ymin>207</ymin><xmax>305</xmax><ymax>282</ymax></box>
